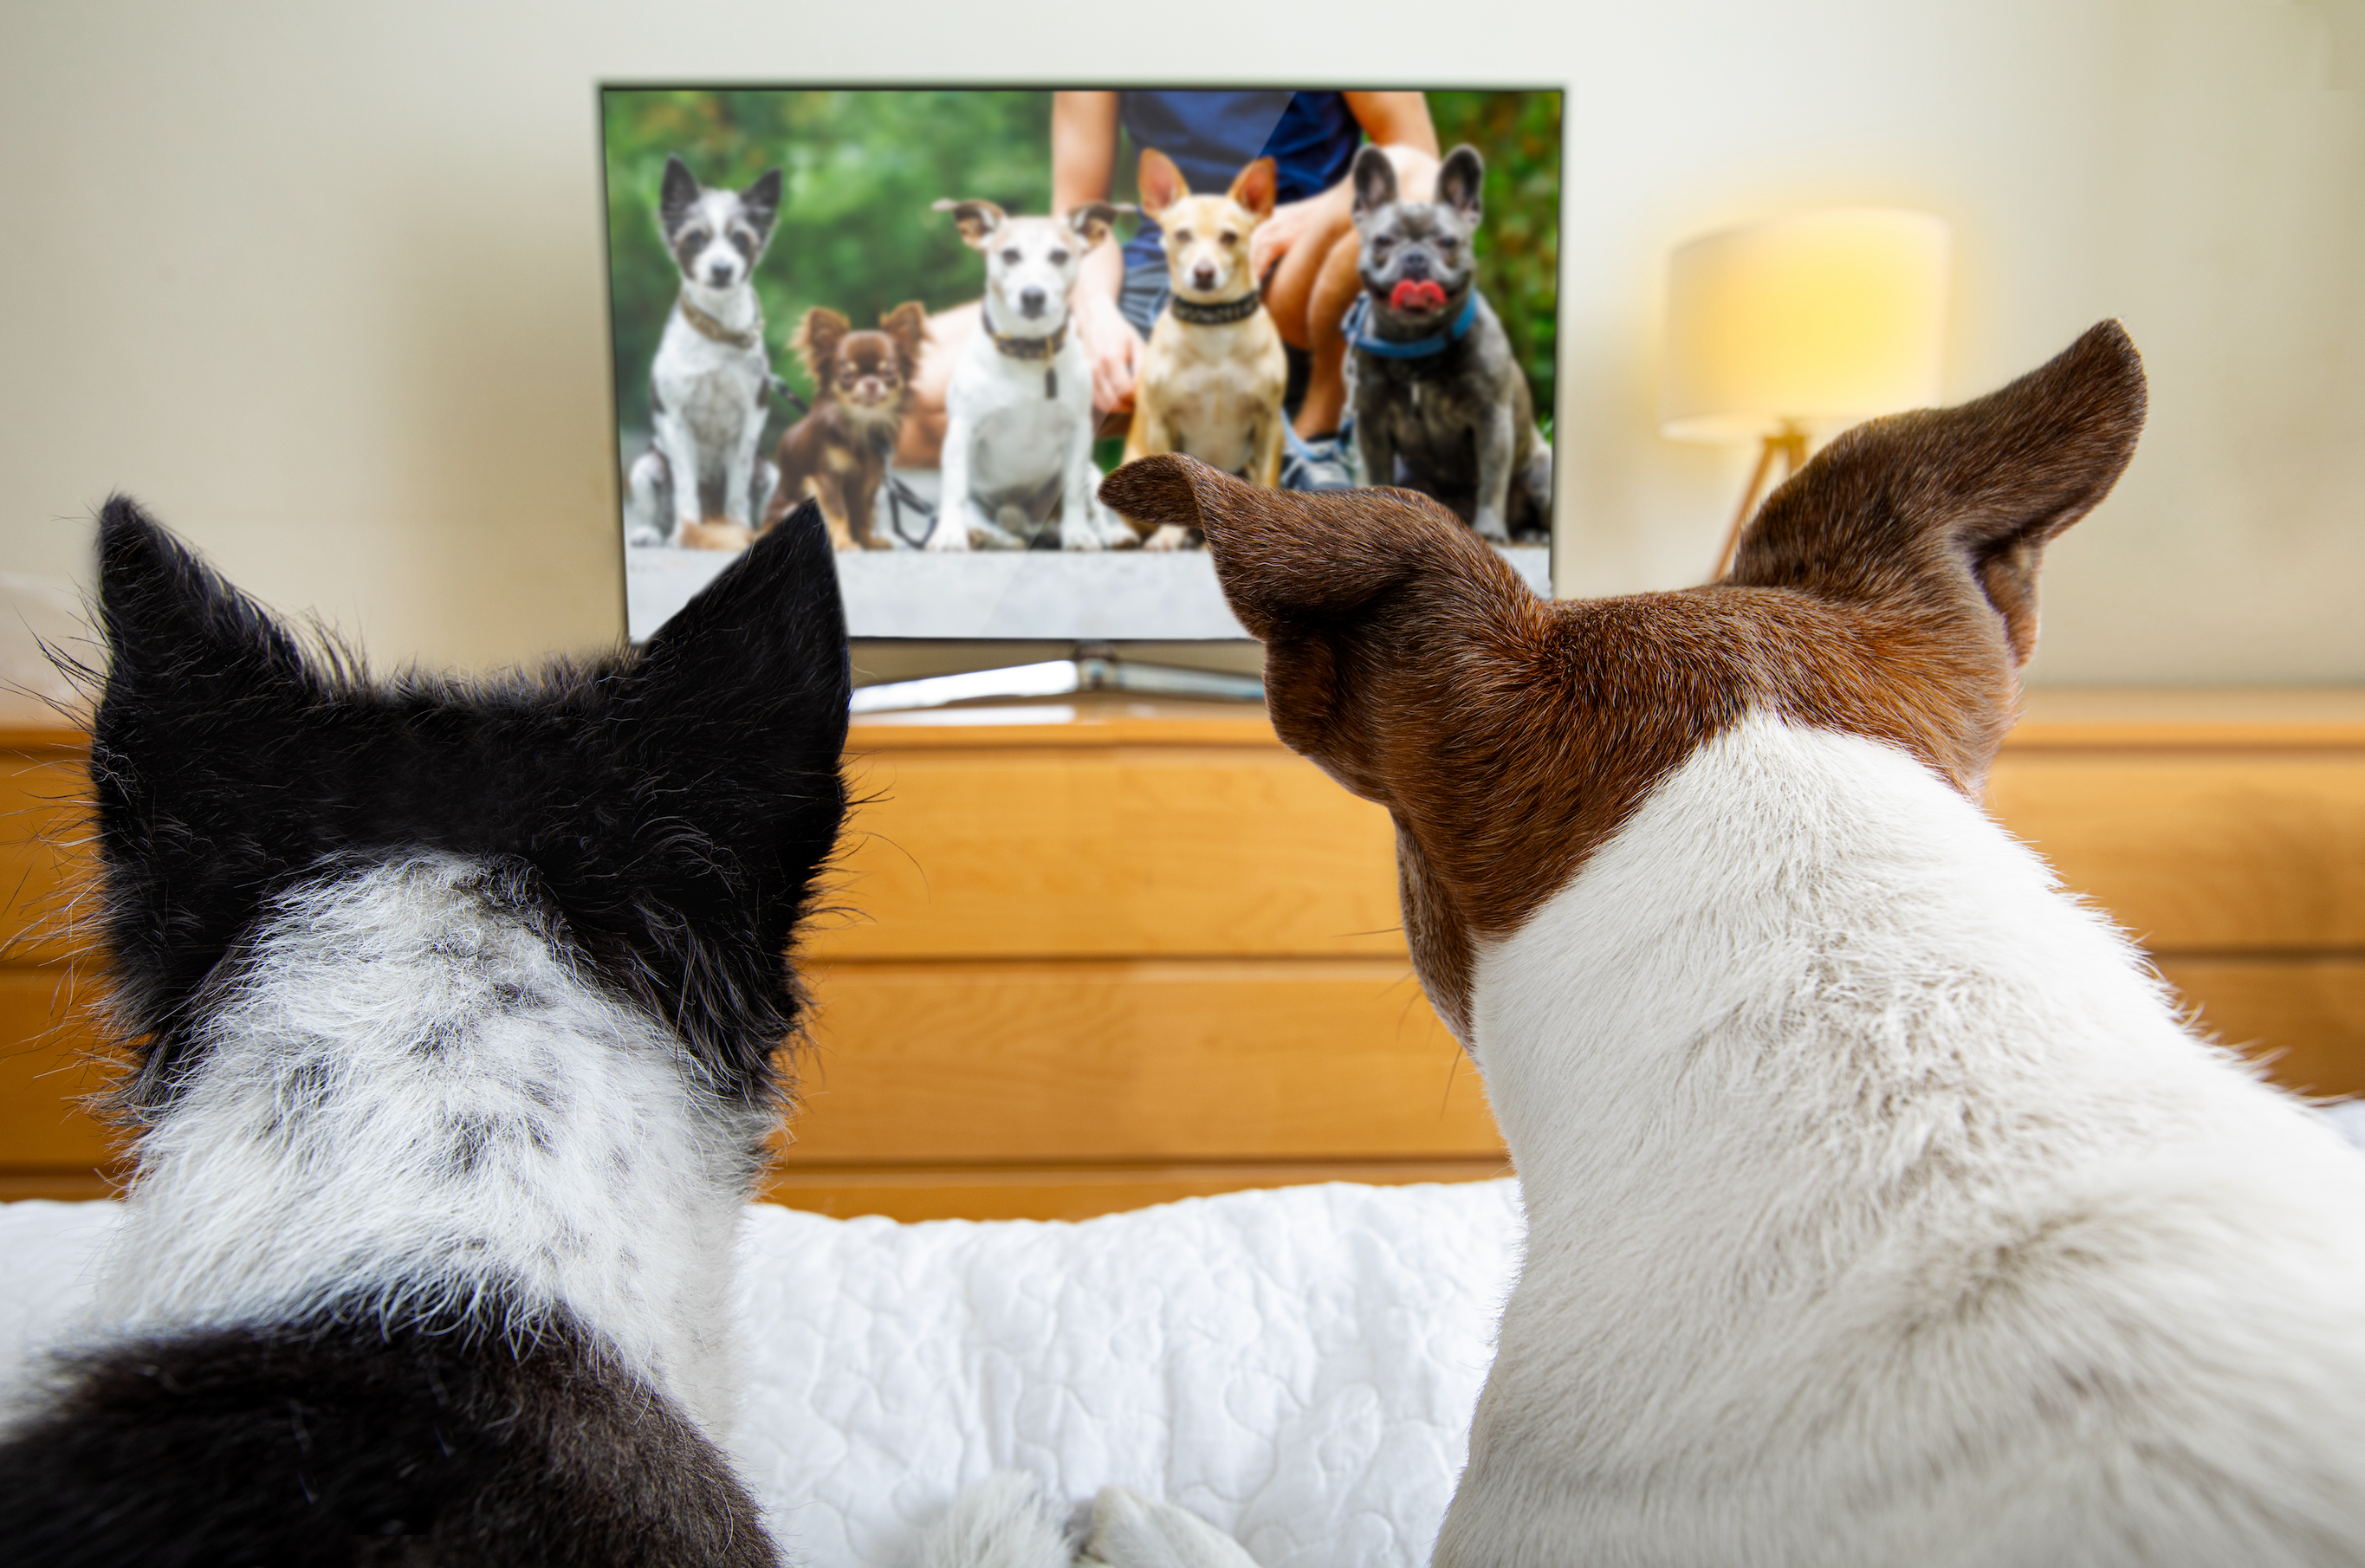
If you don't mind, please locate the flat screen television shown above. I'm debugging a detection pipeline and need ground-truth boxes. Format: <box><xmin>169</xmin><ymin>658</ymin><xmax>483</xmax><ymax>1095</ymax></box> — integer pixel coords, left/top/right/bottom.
<box><xmin>600</xmin><ymin>87</ymin><xmax>1562</xmax><ymax>670</ymax></box>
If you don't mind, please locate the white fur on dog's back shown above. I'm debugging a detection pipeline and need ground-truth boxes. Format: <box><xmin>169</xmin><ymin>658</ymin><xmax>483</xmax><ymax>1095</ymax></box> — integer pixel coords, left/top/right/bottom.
<box><xmin>1449</xmin><ymin>714</ymin><xmax>2365</xmax><ymax>1566</ymax></box>
<box><xmin>88</xmin><ymin>856</ymin><xmax>766</xmax><ymax>1437</ymax></box>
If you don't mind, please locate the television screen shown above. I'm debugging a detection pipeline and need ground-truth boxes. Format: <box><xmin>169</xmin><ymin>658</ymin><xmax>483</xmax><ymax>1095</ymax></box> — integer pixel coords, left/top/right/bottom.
<box><xmin>602</xmin><ymin>87</ymin><xmax>1562</xmax><ymax>642</ymax></box>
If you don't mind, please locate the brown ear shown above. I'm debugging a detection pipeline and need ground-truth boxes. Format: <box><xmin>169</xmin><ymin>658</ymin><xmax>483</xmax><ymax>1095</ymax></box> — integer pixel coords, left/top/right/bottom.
<box><xmin>933</xmin><ymin>198</ymin><xmax>1006</xmax><ymax>249</ymax></box>
<box><xmin>1066</xmin><ymin>201</ymin><xmax>1120</xmax><ymax>251</ymax></box>
<box><xmin>1100</xmin><ymin>457</ymin><xmax>1538</xmax><ymax>795</ymax></box>
<box><xmin>1138</xmin><ymin>148</ymin><xmax>1188</xmax><ymax>219</ymax></box>
<box><xmin>792</xmin><ymin>308</ymin><xmax>851</xmax><ymax>382</ymax></box>
<box><xmin>878</xmin><ymin>301</ymin><xmax>930</xmax><ymax>370</ymax></box>
<box><xmin>1228</xmin><ymin>158</ymin><xmax>1278</xmax><ymax>224</ymax></box>
<box><xmin>1730</xmin><ymin>319</ymin><xmax>2148</xmax><ymax>667</ymax></box>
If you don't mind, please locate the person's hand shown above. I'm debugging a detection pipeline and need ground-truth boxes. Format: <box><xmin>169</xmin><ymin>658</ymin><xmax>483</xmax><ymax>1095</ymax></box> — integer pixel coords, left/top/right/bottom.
<box><xmin>1073</xmin><ymin>291</ymin><xmax>1144</xmax><ymax>416</ymax></box>
<box><xmin>1250</xmin><ymin>182</ymin><xmax>1351</xmax><ymax>288</ymax></box>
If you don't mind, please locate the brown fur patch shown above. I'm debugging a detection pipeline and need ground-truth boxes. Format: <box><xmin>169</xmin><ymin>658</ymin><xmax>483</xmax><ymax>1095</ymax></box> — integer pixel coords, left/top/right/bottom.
<box><xmin>1100</xmin><ymin>321</ymin><xmax>2147</xmax><ymax>1037</ymax></box>
<box><xmin>767</xmin><ymin>303</ymin><xmax>929</xmax><ymax>549</ymax></box>
<box><xmin>675</xmin><ymin>519</ymin><xmax>755</xmax><ymax>553</ymax></box>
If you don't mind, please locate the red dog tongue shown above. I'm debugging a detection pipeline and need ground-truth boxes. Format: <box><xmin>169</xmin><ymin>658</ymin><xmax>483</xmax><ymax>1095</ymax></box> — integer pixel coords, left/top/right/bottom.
<box><xmin>1390</xmin><ymin>279</ymin><xmax>1448</xmax><ymax>312</ymax></box>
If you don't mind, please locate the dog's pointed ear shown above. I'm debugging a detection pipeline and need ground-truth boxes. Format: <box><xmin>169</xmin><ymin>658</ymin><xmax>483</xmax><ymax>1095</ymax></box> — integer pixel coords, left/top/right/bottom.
<box><xmin>741</xmin><ymin>167</ymin><xmax>783</xmax><ymax>233</ymax></box>
<box><xmin>934</xmin><ymin>198</ymin><xmax>1007</xmax><ymax>249</ymax></box>
<box><xmin>1101</xmin><ymin>458</ymin><xmax>1537</xmax><ymax>801</ymax></box>
<box><xmin>1732</xmin><ymin>320</ymin><xmax>2147</xmax><ymax>667</ymax></box>
<box><xmin>659</xmin><ymin>154</ymin><xmax>702</xmax><ymax>230</ymax></box>
<box><xmin>1066</xmin><ymin>201</ymin><xmax>1119</xmax><ymax>251</ymax></box>
<box><xmin>1435</xmin><ymin>146</ymin><xmax>1485</xmax><ymax>223</ymax></box>
<box><xmin>1228</xmin><ymin>158</ymin><xmax>1278</xmax><ymax>224</ymax></box>
<box><xmin>1137</xmin><ymin>148</ymin><xmax>1188</xmax><ymax>218</ymax></box>
<box><xmin>879</xmin><ymin>301</ymin><xmax>930</xmax><ymax>369</ymax></box>
<box><xmin>794</xmin><ymin>307</ymin><xmax>851</xmax><ymax>382</ymax></box>
<box><xmin>1351</xmin><ymin>146</ymin><xmax>1400</xmax><ymax>223</ymax></box>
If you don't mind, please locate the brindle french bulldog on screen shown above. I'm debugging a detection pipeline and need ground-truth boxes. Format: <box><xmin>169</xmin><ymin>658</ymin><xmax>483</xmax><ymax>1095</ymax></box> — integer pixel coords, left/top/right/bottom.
<box><xmin>1347</xmin><ymin>144</ymin><xmax>1552</xmax><ymax>543</ymax></box>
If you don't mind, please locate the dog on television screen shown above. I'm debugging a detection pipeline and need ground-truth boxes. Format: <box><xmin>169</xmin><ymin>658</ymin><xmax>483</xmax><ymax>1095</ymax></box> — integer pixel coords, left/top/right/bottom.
<box><xmin>1106</xmin><ymin>323</ymin><xmax>2365</xmax><ymax>1565</ymax></box>
<box><xmin>1344</xmin><ymin>143</ymin><xmax>1551</xmax><ymax>545</ymax></box>
<box><xmin>925</xmin><ymin>198</ymin><xmax>1135</xmax><ymax>552</ymax></box>
<box><xmin>766</xmin><ymin>301</ymin><xmax>929</xmax><ymax>550</ymax></box>
<box><xmin>1120</xmin><ymin>150</ymin><xmax>1289</xmax><ymax>548</ymax></box>
<box><xmin>0</xmin><ymin>498</ymin><xmax>851</xmax><ymax>1565</ymax></box>
<box><xmin>624</xmin><ymin>155</ymin><xmax>786</xmax><ymax>552</ymax></box>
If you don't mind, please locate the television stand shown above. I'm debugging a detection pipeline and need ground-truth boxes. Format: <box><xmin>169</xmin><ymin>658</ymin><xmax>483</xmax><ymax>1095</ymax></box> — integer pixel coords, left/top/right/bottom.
<box><xmin>849</xmin><ymin>642</ymin><xmax>1261</xmax><ymax>714</ymax></box>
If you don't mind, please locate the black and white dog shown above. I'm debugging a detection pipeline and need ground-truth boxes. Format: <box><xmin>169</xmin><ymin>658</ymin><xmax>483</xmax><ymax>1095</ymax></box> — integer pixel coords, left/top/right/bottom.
<box><xmin>625</xmin><ymin>156</ymin><xmax>786</xmax><ymax>549</ymax></box>
<box><xmin>0</xmin><ymin>497</ymin><xmax>850</xmax><ymax>1565</ymax></box>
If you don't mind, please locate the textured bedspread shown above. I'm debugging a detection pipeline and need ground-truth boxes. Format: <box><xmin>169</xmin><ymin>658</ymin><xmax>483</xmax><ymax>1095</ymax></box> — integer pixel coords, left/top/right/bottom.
<box><xmin>0</xmin><ymin>1179</ymin><xmax>1526</xmax><ymax>1568</ymax></box>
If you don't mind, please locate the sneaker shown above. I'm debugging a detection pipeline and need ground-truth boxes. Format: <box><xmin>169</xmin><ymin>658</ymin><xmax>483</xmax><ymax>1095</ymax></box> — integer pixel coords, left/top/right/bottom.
<box><xmin>1280</xmin><ymin>426</ymin><xmax>1357</xmax><ymax>491</ymax></box>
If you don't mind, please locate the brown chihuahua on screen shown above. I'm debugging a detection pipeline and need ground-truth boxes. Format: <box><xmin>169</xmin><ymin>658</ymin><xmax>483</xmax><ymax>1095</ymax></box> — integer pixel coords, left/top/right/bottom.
<box><xmin>766</xmin><ymin>302</ymin><xmax>929</xmax><ymax>550</ymax></box>
<box><xmin>1121</xmin><ymin>151</ymin><xmax>1289</xmax><ymax>549</ymax></box>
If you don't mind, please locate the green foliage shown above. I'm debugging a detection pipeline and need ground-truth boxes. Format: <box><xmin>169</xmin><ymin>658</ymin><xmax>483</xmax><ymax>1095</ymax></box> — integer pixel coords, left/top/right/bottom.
<box><xmin>604</xmin><ymin>89</ymin><xmax>1052</xmax><ymax>433</ymax></box>
<box><xmin>1427</xmin><ymin>91</ymin><xmax>1562</xmax><ymax>427</ymax></box>
<box><xmin>600</xmin><ymin>89</ymin><xmax>1562</xmax><ymax>443</ymax></box>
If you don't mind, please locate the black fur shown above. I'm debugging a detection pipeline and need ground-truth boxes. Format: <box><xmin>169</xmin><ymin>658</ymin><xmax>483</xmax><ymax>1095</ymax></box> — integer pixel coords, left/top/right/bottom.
<box><xmin>86</xmin><ymin>496</ymin><xmax>850</xmax><ymax>1109</ymax></box>
<box><xmin>0</xmin><ymin>1294</ymin><xmax>775</xmax><ymax>1568</ymax></box>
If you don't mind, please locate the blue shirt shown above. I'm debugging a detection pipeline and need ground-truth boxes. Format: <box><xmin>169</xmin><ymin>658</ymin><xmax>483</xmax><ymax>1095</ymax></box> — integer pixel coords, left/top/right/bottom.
<box><xmin>1118</xmin><ymin>91</ymin><xmax>1362</xmax><ymax>273</ymax></box>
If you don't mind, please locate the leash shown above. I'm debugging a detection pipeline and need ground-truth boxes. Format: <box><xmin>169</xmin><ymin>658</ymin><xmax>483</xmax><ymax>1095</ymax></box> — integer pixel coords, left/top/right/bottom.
<box><xmin>677</xmin><ymin>291</ymin><xmax>763</xmax><ymax>351</ymax></box>
<box><xmin>1341</xmin><ymin>291</ymin><xmax>1479</xmax><ymax>360</ymax></box>
<box><xmin>1168</xmin><ymin>292</ymin><xmax>1263</xmax><ymax>327</ymax></box>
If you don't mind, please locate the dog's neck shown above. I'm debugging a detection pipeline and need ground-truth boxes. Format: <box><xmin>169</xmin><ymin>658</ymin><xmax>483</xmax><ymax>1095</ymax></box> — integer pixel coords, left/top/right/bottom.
<box><xmin>1469</xmin><ymin>713</ymin><xmax>2172</xmax><ymax>1232</ymax></box>
<box><xmin>677</xmin><ymin>280</ymin><xmax>761</xmax><ymax>347</ymax></box>
<box><xmin>1168</xmin><ymin>291</ymin><xmax>1262</xmax><ymax>327</ymax></box>
<box><xmin>92</xmin><ymin>856</ymin><xmax>768</xmax><ymax>1437</ymax></box>
<box><xmin>982</xmin><ymin>298</ymin><xmax>1069</xmax><ymax>359</ymax></box>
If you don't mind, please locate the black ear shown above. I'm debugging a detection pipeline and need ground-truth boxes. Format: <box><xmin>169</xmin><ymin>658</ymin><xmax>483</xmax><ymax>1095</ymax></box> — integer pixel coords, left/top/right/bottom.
<box><xmin>1351</xmin><ymin>146</ymin><xmax>1399</xmax><ymax>221</ymax></box>
<box><xmin>1731</xmin><ymin>320</ymin><xmax>2148</xmax><ymax>666</ymax></box>
<box><xmin>659</xmin><ymin>154</ymin><xmax>702</xmax><ymax>230</ymax></box>
<box><xmin>741</xmin><ymin>167</ymin><xmax>782</xmax><ymax>233</ymax></box>
<box><xmin>1436</xmin><ymin>146</ymin><xmax>1485</xmax><ymax>222</ymax></box>
<box><xmin>88</xmin><ymin>497</ymin><xmax>329</xmax><ymax>1078</ymax></box>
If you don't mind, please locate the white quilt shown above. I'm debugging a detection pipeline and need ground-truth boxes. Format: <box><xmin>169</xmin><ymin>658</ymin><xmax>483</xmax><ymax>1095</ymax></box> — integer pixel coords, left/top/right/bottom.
<box><xmin>0</xmin><ymin>1180</ymin><xmax>1526</xmax><ymax>1568</ymax></box>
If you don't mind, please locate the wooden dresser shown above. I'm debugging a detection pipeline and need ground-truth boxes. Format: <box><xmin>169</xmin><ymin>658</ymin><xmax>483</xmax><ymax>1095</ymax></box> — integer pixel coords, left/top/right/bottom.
<box><xmin>5</xmin><ymin>690</ymin><xmax>2362</xmax><ymax>1218</ymax></box>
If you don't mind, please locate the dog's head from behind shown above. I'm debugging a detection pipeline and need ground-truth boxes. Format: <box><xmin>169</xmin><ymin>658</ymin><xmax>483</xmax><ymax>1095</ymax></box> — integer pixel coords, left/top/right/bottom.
<box><xmin>659</xmin><ymin>154</ymin><xmax>783</xmax><ymax>293</ymax></box>
<box><xmin>87</xmin><ymin>498</ymin><xmax>852</xmax><ymax>1112</ymax></box>
<box><xmin>935</xmin><ymin>198</ymin><xmax>1118</xmax><ymax>332</ymax></box>
<box><xmin>796</xmin><ymin>301</ymin><xmax>928</xmax><ymax>428</ymax></box>
<box><xmin>1103</xmin><ymin>322</ymin><xmax>2147</xmax><ymax>1039</ymax></box>
<box><xmin>1351</xmin><ymin>144</ymin><xmax>1483</xmax><ymax>330</ymax></box>
<box><xmin>1137</xmin><ymin>151</ymin><xmax>1276</xmax><ymax>303</ymax></box>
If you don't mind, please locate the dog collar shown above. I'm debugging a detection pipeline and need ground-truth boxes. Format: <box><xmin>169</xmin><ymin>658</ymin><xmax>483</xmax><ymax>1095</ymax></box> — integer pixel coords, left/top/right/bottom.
<box><xmin>678</xmin><ymin>292</ymin><xmax>761</xmax><ymax>351</ymax></box>
<box><xmin>983</xmin><ymin>307</ymin><xmax>1067</xmax><ymax>362</ymax></box>
<box><xmin>1168</xmin><ymin>292</ymin><xmax>1263</xmax><ymax>327</ymax></box>
<box><xmin>1342</xmin><ymin>291</ymin><xmax>1479</xmax><ymax>359</ymax></box>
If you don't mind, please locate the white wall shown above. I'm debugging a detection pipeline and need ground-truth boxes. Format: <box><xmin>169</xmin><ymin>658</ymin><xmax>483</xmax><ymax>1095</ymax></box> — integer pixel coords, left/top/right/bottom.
<box><xmin>2</xmin><ymin>0</ymin><xmax>2358</xmax><ymax>683</ymax></box>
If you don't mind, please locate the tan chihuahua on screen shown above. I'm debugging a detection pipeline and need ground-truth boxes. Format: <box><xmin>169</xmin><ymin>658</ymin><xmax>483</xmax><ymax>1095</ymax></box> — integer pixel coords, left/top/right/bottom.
<box><xmin>1122</xmin><ymin>150</ymin><xmax>1289</xmax><ymax>548</ymax></box>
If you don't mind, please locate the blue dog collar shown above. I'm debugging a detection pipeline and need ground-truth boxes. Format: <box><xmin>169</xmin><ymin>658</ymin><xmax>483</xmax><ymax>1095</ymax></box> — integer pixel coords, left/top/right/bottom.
<box><xmin>1344</xmin><ymin>291</ymin><xmax>1479</xmax><ymax>359</ymax></box>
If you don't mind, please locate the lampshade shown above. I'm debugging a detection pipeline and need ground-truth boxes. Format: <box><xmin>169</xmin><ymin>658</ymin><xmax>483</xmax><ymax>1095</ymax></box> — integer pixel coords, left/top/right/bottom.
<box><xmin>1662</xmin><ymin>209</ymin><xmax>1951</xmax><ymax>444</ymax></box>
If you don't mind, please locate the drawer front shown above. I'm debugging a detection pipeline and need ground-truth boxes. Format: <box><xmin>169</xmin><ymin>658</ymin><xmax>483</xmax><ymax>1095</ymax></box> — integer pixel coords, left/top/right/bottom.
<box><xmin>1986</xmin><ymin>753</ymin><xmax>2365</xmax><ymax>949</ymax></box>
<box><xmin>813</xmin><ymin>746</ymin><xmax>1406</xmax><ymax>960</ymax></box>
<box><xmin>781</xmin><ymin>958</ymin><xmax>1496</xmax><ymax>1163</ymax></box>
<box><xmin>2</xmin><ymin>757</ymin><xmax>92</xmax><ymax>964</ymax></box>
<box><xmin>0</xmin><ymin>969</ymin><xmax>118</xmax><ymax>1167</ymax></box>
<box><xmin>2154</xmin><ymin>956</ymin><xmax>2365</xmax><ymax>1098</ymax></box>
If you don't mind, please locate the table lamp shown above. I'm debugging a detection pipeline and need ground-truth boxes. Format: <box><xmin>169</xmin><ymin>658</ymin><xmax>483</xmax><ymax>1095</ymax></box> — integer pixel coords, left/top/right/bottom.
<box><xmin>1662</xmin><ymin>208</ymin><xmax>1951</xmax><ymax>575</ymax></box>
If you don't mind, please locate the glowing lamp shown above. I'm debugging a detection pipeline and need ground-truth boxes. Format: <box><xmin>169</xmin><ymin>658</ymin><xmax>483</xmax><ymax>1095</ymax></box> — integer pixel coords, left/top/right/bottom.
<box><xmin>1662</xmin><ymin>208</ymin><xmax>1951</xmax><ymax>572</ymax></box>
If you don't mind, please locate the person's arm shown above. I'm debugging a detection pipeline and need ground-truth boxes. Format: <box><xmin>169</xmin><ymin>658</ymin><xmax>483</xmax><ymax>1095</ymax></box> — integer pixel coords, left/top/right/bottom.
<box><xmin>1052</xmin><ymin>89</ymin><xmax>1142</xmax><ymax>415</ymax></box>
<box><xmin>1250</xmin><ymin>92</ymin><xmax>1440</xmax><ymax>282</ymax></box>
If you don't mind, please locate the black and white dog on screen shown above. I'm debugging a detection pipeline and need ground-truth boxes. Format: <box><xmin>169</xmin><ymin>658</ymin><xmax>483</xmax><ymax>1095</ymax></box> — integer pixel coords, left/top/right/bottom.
<box><xmin>0</xmin><ymin>497</ymin><xmax>851</xmax><ymax>1565</ymax></box>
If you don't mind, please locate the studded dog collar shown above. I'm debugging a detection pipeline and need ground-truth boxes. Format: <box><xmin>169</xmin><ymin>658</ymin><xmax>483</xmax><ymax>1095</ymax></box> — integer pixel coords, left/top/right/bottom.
<box><xmin>677</xmin><ymin>292</ymin><xmax>762</xmax><ymax>351</ymax></box>
<box><xmin>1167</xmin><ymin>292</ymin><xmax>1263</xmax><ymax>327</ymax></box>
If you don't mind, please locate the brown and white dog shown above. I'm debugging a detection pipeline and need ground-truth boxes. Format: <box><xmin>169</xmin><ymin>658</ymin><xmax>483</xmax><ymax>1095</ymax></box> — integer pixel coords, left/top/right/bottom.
<box><xmin>766</xmin><ymin>302</ymin><xmax>929</xmax><ymax>550</ymax></box>
<box><xmin>1121</xmin><ymin>150</ymin><xmax>1288</xmax><ymax>548</ymax></box>
<box><xmin>1104</xmin><ymin>323</ymin><xmax>2365</xmax><ymax>1566</ymax></box>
